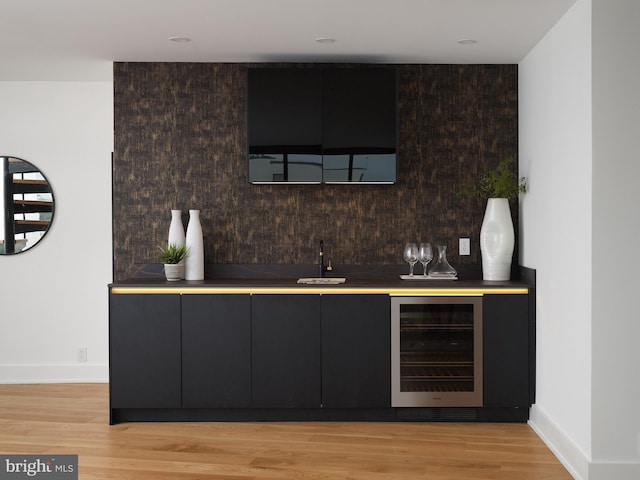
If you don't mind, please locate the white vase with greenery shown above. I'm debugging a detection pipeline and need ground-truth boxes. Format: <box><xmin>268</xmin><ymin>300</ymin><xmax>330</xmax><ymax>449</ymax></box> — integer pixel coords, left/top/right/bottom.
<box><xmin>480</xmin><ymin>198</ymin><xmax>515</xmax><ymax>281</ymax></box>
<box><xmin>463</xmin><ymin>158</ymin><xmax>527</xmax><ymax>281</ymax></box>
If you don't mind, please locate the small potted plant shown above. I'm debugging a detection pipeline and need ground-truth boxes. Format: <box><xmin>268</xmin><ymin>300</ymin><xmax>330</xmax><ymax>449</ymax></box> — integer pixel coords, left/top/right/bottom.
<box><xmin>157</xmin><ymin>243</ymin><xmax>189</xmax><ymax>281</ymax></box>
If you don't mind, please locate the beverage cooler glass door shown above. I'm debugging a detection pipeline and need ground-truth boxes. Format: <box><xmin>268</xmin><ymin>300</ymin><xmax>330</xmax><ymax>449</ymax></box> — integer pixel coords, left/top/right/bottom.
<box><xmin>391</xmin><ymin>296</ymin><xmax>483</xmax><ymax>407</ymax></box>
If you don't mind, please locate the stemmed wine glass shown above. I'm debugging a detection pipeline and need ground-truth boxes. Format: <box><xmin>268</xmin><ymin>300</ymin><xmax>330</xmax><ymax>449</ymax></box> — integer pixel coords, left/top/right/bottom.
<box><xmin>403</xmin><ymin>243</ymin><xmax>419</xmax><ymax>276</ymax></box>
<box><xmin>418</xmin><ymin>243</ymin><xmax>433</xmax><ymax>276</ymax></box>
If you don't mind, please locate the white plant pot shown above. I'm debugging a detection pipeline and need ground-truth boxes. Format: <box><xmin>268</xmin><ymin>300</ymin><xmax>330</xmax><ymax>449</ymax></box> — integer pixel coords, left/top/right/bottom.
<box><xmin>480</xmin><ymin>198</ymin><xmax>515</xmax><ymax>281</ymax></box>
<box><xmin>164</xmin><ymin>263</ymin><xmax>184</xmax><ymax>282</ymax></box>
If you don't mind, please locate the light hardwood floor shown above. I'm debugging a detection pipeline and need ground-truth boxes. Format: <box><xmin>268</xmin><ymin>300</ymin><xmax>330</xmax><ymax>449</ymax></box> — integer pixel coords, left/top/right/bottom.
<box><xmin>0</xmin><ymin>384</ymin><xmax>572</xmax><ymax>479</ymax></box>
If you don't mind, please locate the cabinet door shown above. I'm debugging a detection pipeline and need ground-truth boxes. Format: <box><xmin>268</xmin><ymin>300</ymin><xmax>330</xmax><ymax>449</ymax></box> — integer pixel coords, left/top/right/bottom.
<box><xmin>483</xmin><ymin>294</ymin><xmax>530</xmax><ymax>407</ymax></box>
<box><xmin>322</xmin><ymin>68</ymin><xmax>397</xmax><ymax>183</ymax></box>
<box><xmin>182</xmin><ymin>294</ymin><xmax>251</xmax><ymax>408</ymax></box>
<box><xmin>251</xmin><ymin>295</ymin><xmax>321</xmax><ymax>408</ymax></box>
<box><xmin>247</xmin><ymin>68</ymin><xmax>323</xmax><ymax>183</ymax></box>
<box><xmin>109</xmin><ymin>294</ymin><xmax>181</xmax><ymax>408</ymax></box>
<box><xmin>321</xmin><ymin>295</ymin><xmax>391</xmax><ymax>408</ymax></box>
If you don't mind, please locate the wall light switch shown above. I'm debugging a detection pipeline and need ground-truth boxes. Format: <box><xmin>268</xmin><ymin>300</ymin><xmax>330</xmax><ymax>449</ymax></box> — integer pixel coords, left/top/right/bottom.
<box><xmin>459</xmin><ymin>238</ymin><xmax>470</xmax><ymax>255</ymax></box>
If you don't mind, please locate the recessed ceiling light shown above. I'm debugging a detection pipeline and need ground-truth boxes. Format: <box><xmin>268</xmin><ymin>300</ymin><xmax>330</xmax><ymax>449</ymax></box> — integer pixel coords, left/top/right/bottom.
<box><xmin>457</xmin><ymin>39</ymin><xmax>477</xmax><ymax>45</ymax></box>
<box><xmin>169</xmin><ymin>37</ymin><xmax>191</xmax><ymax>43</ymax></box>
<box><xmin>315</xmin><ymin>38</ymin><xmax>337</xmax><ymax>44</ymax></box>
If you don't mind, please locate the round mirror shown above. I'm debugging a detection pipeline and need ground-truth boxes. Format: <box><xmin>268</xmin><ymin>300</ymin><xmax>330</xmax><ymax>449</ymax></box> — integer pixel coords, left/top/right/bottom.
<box><xmin>1</xmin><ymin>156</ymin><xmax>55</xmax><ymax>254</ymax></box>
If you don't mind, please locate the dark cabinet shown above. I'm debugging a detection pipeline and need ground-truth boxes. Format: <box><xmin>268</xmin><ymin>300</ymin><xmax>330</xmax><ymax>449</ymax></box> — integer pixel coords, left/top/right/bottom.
<box><xmin>321</xmin><ymin>295</ymin><xmax>391</xmax><ymax>408</ymax></box>
<box><xmin>109</xmin><ymin>294</ymin><xmax>181</xmax><ymax>408</ymax></box>
<box><xmin>251</xmin><ymin>295</ymin><xmax>322</xmax><ymax>408</ymax></box>
<box><xmin>251</xmin><ymin>294</ymin><xmax>390</xmax><ymax>409</ymax></box>
<box><xmin>247</xmin><ymin>66</ymin><xmax>397</xmax><ymax>183</ymax></box>
<box><xmin>322</xmin><ymin>68</ymin><xmax>397</xmax><ymax>183</ymax></box>
<box><xmin>182</xmin><ymin>294</ymin><xmax>251</xmax><ymax>408</ymax></box>
<box><xmin>483</xmin><ymin>294</ymin><xmax>530</xmax><ymax>408</ymax></box>
<box><xmin>109</xmin><ymin>287</ymin><xmax>532</xmax><ymax>422</ymax></box>
<box><xmin>247</xmin><ymin>68</ymin><xmax>323</xmax><ymax>183</ymax></box>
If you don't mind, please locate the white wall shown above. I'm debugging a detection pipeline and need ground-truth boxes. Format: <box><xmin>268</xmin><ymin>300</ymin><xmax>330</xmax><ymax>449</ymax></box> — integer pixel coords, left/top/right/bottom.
<box><xmin>520</xmin><ymin>0</ymin><xmax>640</xmax><ymax>479</ymax></box>
<box><xmin>519</xmin><ymin>0</ymin><xmax>593</xmax><ymax>477</ymax></box>
<box><xmin>0</xmin><ymin>81</ymin><xmax>113</xmax><ymax>382</ymax></box>
<box><xmin>590</xmin><ymin>0</ymin><xmax>640</xmax><ymax>476</ymax></box>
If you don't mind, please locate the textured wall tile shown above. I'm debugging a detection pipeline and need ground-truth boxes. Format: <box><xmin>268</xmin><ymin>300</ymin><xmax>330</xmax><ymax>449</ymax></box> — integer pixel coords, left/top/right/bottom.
<box><xmin>113</xmin><ymin>63</ymin><xmax>517</xmax><ymax>281</ymax></box>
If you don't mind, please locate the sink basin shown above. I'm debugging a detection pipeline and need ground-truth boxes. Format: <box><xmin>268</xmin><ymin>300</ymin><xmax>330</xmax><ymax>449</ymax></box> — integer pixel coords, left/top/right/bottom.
<box><xmin>296</xmin><ymin>277</ymin><xmax>346</xmax><ymax>285</ymax></box>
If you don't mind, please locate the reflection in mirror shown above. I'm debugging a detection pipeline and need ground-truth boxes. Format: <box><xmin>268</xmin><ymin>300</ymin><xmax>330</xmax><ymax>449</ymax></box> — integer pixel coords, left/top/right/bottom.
<box><xmin>1</xmin><ymin>156</ymin><xmax>55</xmax><ymax>254</ymax></box>
<box><xmin>322</xmin><ymin>154</ymin><xmax>397</xmax><ymax>183</ymax></box>
<box><xmin>249</xmin><ymin>153</ymin><xmax>323</xmax><ymax>183</ymax></box>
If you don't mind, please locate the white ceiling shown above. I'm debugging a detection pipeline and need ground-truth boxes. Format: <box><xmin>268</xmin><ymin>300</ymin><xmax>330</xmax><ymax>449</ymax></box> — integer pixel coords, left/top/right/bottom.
<box><xmin>0</xmin><ymin>0</ymin><xmax>577</xmax><ymax>81</ymax></box>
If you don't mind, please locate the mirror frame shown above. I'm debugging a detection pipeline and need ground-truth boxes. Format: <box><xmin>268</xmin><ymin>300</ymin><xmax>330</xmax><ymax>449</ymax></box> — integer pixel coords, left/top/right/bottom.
<box><xmin>1</xmin><ymin>156</ymin><xmax>55</xmax><ymax>255</ymax></box>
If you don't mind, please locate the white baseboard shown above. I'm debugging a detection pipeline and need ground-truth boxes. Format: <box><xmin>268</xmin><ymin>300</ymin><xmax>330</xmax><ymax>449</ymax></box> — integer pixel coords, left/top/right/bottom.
<box><xmin>588</xmin><ymin>462</ymin><xmax>640</xmax><ymax>480</ymax></box>
<box><xmin>529</xmin><ymin>405</ymin><xmax>640</xmax><ymax>480</ymax></box>
<box><xmin>0</xmin><ymin>364</ymin><xmax>108</xmax><ymax>384</ymax></box>
<box><xmin>529</xmin><ymin>404</ymin><xmax>589</xmax><ymax>480</ymax></box>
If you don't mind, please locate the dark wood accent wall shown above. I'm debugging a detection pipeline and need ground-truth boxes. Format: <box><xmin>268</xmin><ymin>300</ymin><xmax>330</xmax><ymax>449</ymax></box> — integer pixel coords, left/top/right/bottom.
<box><xmin>113</xmin><ymin>63</ymin><xmax>517</xmax><ymax>281</ymax></box>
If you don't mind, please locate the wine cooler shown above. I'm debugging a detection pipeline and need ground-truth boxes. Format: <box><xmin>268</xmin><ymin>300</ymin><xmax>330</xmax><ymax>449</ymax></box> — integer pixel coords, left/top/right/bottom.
<box><xmin>391</xmin><ymin>296</ymin><xmax>483</xmax><ymax>407</ymax></box>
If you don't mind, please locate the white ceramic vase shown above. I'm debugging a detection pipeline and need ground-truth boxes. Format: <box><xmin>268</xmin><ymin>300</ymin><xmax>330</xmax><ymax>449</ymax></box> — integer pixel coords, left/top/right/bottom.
<box><xmin>168</xmin><ymin>209</ymin><xmax>185</xmax><ymax>248</ymax></box>
<box><xmin>480</xmin><ymin>198</ymin><xmax>514</xmax><ymax>281</ymax></box>
<box><xmin>167</xmin><ymin>209</ymin><xmax>186</xmax><ymax>280</ymax></box>
<box><xmin>185</xmin><ymin>209</ymin><xmax>204</xmax><ymax>280</ymax></box>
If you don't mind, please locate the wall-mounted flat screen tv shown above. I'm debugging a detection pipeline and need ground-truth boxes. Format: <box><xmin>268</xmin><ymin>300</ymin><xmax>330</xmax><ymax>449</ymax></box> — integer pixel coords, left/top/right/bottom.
<box><xmin>248</xmin><ymin>66</ymin><xmax>397</xmax><ymax>184</ymax></box>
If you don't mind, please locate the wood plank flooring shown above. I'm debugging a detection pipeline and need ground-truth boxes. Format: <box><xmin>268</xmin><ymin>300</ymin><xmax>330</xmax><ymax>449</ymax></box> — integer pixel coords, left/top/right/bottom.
<box><xmin>0</xmin><ymin>384</ymin><xmax>572</xmax><ymax>479</ymax></box>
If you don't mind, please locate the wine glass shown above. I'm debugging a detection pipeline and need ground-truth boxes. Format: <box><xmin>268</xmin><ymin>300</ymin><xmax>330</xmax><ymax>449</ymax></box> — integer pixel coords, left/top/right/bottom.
<box><xmin>403</xmin><ymin>243</ymin><xmax>419</xmax><ymax>276</ymax></box>
<box><xmin>418</xmin><ymin>243</ymin><xmax>433</xmax><ymax>276</ymax></box>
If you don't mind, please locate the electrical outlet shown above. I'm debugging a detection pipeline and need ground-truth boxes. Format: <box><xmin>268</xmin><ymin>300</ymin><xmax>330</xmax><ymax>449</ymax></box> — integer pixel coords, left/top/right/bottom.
<box><xmin>78</xmin><ymin>347</ymin><xmax>87</xmax><ymax>363</ymax></box>
<box><xmin>459</xmin><ymin>238</ymin><xmax>470</xmax><ymax>255</ymax></box>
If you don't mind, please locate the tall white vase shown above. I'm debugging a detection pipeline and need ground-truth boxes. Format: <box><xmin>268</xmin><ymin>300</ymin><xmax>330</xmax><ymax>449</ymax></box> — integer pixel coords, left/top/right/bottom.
<box><xmin>168</xmin><ymin>209</ymin><xmax>185</xmax><ymax>247</ymax></box>
<box><xmin>185</xmin><ymin>209</ymin><xmax>204</xmax><ymax>281</ymax></box>
<box><xmin>480</xmin><ymin>198</ymin><xmax>515</xmax><ymax>281</ymax></box>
